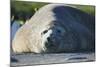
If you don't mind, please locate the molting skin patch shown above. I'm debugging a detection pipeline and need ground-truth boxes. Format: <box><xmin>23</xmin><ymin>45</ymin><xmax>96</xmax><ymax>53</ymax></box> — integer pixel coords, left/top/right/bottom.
<box><xmin>10</xmin><ymin>0</ymin><xmax>95</xmax><ymax>66</ymax></box>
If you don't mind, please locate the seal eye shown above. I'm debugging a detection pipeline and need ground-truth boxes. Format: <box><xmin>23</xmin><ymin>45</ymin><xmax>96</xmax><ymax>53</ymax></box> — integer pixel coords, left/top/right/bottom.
<box><xmin>57</xmin><ymin>29</ymin><xmax>61</xmax><ymax>33</ymax></box>
<box><xmin>42</xmin><ymin>30</ymin><xmax>48</xmax><ymax>34</ymax></box>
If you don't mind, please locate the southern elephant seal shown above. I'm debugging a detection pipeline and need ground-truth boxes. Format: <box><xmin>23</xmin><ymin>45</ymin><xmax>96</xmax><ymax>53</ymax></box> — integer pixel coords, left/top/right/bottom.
<box><xmin>12</xmin><ymin>4</ymin><xmax>95</xmax><ymax>53</ymax></box>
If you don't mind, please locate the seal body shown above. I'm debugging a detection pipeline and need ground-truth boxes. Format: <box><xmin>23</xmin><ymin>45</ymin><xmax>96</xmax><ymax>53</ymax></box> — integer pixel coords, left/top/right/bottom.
<box><xmin>12</xmin><ymin>4</ymin><xmax>95</xmax><ymax>53</ymax></box>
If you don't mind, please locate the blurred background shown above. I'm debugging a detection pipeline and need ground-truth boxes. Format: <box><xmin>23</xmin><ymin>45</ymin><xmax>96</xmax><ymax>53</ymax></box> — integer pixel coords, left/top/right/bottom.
<box><xmin>11</xmin><ymin>0</ymin><xmax>95</xmax><ymax>40</ymax></box>
<box><xmin>11</xmin><ymin>1</ymin><xmax>48</xmax><ymax>40</ymax></box>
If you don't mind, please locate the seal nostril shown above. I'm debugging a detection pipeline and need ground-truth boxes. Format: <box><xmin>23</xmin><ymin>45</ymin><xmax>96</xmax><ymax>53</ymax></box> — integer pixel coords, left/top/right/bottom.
<box><xmin>47</xmin><ymin>37</ymin><xmax>50</xmax><ymax>41</ymax></box>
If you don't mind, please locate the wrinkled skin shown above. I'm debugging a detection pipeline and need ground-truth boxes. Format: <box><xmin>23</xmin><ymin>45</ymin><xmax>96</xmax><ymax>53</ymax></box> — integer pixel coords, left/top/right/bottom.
<box><xmin>12</xmin><ymin>4</ymin><xmax>95</xmax><ymax>53</ymax></box>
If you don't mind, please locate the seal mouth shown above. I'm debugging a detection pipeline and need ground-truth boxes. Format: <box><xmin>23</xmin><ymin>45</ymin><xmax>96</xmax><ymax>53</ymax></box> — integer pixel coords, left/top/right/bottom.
<box><xmin>43</xmin><ymin>36</ymin><xmax>59</xmax><ymax>53</ymax></box>
<box><xmin>45</xmin><ymin>37</ymin><xmax>55</xmax><ymax>48</ymax></box>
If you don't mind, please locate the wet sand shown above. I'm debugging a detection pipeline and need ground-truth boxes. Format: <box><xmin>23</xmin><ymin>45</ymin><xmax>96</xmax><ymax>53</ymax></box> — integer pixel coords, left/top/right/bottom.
<box><xmin>11</xmin><ymin>52</ymin><xmax>95</xmax><ymax>66</ymax></box>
